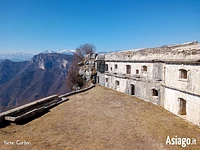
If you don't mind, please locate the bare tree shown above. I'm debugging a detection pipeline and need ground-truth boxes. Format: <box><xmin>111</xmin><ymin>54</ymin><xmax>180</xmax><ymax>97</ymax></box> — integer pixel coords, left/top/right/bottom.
<box><xmin>66</xmin><ymin>43</ymin><xmax>96</xmax><ymax>90</ymax></box>
<box><xmin>75</xmin><ymin>43</ymin><xmax>96</xmax><ymax>58</ymax></box>
<box><xmin>66</xmin><ymin>53</ymin><xmax>81</xmax><ymax>90</ymax></box>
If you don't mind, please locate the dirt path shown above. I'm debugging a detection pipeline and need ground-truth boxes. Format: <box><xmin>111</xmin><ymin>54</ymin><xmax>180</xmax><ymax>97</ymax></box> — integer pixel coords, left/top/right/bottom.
<box><xmin>0</xmin><ymin>85</ymin><xmax>200</xmax><ymax>150</ymax></box>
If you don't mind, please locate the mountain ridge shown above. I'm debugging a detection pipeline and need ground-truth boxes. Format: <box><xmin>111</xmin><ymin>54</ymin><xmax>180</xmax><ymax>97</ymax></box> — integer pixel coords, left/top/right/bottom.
<box><xmin>0</xmin><ymin>52</ymin><xmax>34</xmax><ymax>62</ymax></box>
<box><xmin>0</xmin><ymin>49</ymin><xmax>76</xmax><ymax>62</ymax></box>
<box><xmin>0</xmin><ymin>53</ymin><xmax>73</xmax><ymax>112</ymax></box>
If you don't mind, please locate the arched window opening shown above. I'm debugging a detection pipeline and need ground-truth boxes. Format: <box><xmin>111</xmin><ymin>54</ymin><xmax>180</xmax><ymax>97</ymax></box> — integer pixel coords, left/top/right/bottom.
<box><xmin>179</xmin><ymin>69</ymin><xmax>187</xmax><ymax>79</ymax></box>
<box><xmin>152</xmin><ymin>89</ymin><xmax>158</xmax><ymax>96</ymax></box>
<box><xmin>142</xmin><ymin>65</ymin><xmax>147</xmax><ymax>72</ymax></box>
<box><xmin>126</xmin><ymin>65</ymin><xmax>131</xmax><ymax>74</ymax></box>
<box><xmin>115</xmin><ymin>80</ymin><xmax>120</xmax><ymax>86</ymax></box>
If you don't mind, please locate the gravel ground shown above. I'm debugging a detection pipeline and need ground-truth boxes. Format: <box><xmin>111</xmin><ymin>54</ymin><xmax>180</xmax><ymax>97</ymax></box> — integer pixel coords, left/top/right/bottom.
<box><xmin>0</xmin><ymin>85</ymin><xmax>200</xmax><ymax>150</ymax></box>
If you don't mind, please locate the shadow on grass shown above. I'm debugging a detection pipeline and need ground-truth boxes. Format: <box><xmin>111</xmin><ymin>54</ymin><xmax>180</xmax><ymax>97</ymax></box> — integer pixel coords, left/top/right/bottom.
<box><xmin>0</xmin><ymin>121</ymin><xmax>10</xmax><ymax>128</ymax></box>
<box><xmin>15</xmin><ymin>110</ymin><xmax>50</xmax><ymax>125</ymax></box>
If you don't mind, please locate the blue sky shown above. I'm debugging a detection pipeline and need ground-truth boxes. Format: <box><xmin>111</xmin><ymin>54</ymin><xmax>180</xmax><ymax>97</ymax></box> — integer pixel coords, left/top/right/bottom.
<box><xmin>0</xmin><ymin>0</ymin><xmax>200</xmax><ymax>54</ymax></box>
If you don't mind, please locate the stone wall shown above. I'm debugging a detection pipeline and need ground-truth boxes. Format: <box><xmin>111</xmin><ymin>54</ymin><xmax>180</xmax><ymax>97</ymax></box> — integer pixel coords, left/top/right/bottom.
<box><xmin>96</xmin><ymin>41</ymin><xmax>200</xmax><ymax>126</ymax></box>
<box><xmin>104</xmin><ymin>75</ymin><xmax>163</xmax><ymax>105</ymax></box>
<box><xmin>164</xmin><ymin>87</ymin><xmax>200</xmax><ymax>125</ymax></box>
<box><xmin>96</xmin><ymin>73</ymin><xmax>105</xmax><ymax>86</ymax></box>
<box><xmin>164</xmin><ymin>63</ymin><xmax>200</xmax><ymax>95</ymax></box>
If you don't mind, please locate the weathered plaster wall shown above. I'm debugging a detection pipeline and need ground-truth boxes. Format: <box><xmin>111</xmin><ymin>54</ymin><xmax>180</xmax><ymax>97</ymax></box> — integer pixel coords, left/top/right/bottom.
<box><xmin>105</xmin><ymin>62</ymin><xmax>156</xmax><ymax>79</ymax></box>
<box><xmin>164</xmin><ymin>87</ymin><xmax>200</xmax><ymax>125</ymax></box>
<box><xmin>104</xmin><ymin>75</ymin><xmax>163</xmax><ymax>105</ymax></box>
<box><xmin>105</xmin><ymin>75</ymin><xmax>127</xmax><ymax>93</ymax></box>
<box><xmin>97</xmin><ymin>42</ymin><xmax>200</xmax><ymax>126</ymax></box>
<box><xmin>164</xmin><ymin>64</ymin><xmax>200</xmax><ymax>95</ymax></box>
<box><xmin>95</xmin><ymin>59</ymin><xmax>105</xmax><ymax>86</ymax></box>
<box><xmin>97</xmin><ymin>73</ymin><xmax>105</xmax><ymax>86</ymax></box>
<box><xmin>131</xmin><ymin>80</ymin><xmax>162</xmax><ymax>105</ymax></box>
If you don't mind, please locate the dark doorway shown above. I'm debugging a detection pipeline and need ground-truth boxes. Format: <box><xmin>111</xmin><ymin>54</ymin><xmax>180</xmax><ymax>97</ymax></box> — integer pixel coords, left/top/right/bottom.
<box><xmin>178</xmin><ymin>98</ymin><xmax>187</xmax><ymax>115</ymax></box>
<box><xmin>97</xmin><ymin>76</ymin><xmax>99</xmax><ymax>83</ymax></box>
<box><xmin>130</xmin><ymin>84</ymin><xmax>135</xmax><ymax>95</ymax></box>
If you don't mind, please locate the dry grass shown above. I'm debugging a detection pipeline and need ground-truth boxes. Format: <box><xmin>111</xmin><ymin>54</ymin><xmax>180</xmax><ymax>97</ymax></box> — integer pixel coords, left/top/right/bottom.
<box><xmin>0</xmin><ymin>85</ymin><xmax>200</xmax><ymax>150</ymax></box>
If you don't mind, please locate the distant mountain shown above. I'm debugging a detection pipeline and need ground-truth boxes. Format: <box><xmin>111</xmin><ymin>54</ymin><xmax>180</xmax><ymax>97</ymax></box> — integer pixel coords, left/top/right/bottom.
<box><xmin>0</xmin><ymin>53</ymin><xmax>74</xmax><ymax>112</ymax></box>
<box><xmin>0</xmin><ymin>52</ymin><xmax>33</xmax><ymax>62</ymax></box>
<box><xmin>40</xmin><ymin>49</ymin><xmax>76</xmax><ymax>55</ymax></box>
<box><xmin>42</xmin><ymin>50</ymin><xmax>57</xmax><ymax>53</ymax></box>
<box><xmin>0</xmin><ymin>49</ymin><xmax>76</xmax><ymax>62</ymax></box>
<box><xmin>58</xmin><ymin>49</ymin><xmax>76</xmax><ymax>55</ymax></box>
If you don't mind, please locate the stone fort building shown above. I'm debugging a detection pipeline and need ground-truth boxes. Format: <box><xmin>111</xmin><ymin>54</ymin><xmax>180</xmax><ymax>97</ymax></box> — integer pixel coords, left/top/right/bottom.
<box><xmin>95</xmin><ymin>41</ymin><xmax>200</xmax><ymax>126</ymax></box>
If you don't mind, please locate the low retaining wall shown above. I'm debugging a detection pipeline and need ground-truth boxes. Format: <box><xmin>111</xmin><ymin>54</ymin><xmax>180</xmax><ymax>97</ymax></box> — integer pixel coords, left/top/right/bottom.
<box><xmin>0</xmin><ymin>95</ymin><xmax>59</xmax><ymax>124</ymax></box>
<box><xmin>59</xmin><ymin>83</ymin><xmax>95</xmax><ymax>98</ymax></box>
<box><xmin>0</xmin><ymin>83</ymin><xmax>95</xmax><ymax>126</ymax></box>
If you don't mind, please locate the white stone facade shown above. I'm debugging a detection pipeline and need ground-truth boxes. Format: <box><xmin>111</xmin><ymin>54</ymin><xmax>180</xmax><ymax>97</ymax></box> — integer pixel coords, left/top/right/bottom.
<box><xmin>163</xmin><ymin>63</ymin><xmax>200</xmax><ymax>125</ymax></box>
<box><xmin>96</xmin><ymin>41</ymin><xmax>200</xmax><ymax>126</ymax></box>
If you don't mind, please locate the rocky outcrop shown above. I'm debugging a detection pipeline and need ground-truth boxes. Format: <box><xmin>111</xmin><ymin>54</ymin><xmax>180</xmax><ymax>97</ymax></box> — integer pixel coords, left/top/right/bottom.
<box><xmin>0</xmin><ymin>53</ymin><xmax>73</xmax><ymax>112</ymax></box>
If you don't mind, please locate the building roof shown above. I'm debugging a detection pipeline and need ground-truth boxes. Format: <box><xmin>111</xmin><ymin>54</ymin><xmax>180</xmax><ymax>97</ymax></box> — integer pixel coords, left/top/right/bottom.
<box><xmin>105</xmin><ymin>41</ymin><xmax>200</xmax><ymax>62</ymax></box>
<box><xmin>95</xmin><ymin>54</ymin><xmax>105</xmax><ymax>61</ymax></box>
